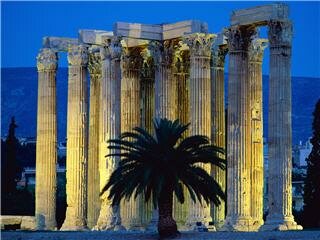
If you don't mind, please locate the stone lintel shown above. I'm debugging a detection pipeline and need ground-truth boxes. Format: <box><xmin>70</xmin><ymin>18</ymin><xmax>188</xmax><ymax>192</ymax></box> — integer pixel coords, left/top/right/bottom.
<box><xmin>231</xmin><ymin>3</ymin><xmax>289</xmax><ymax>27</ymax></box>
<box><xmin>162</xmin><ymin>20</ymin><xmax>208</xmax><ymax>40</ymax></box>
<box><xmin>42</xmin><ymin>37</ymin><xmax>78</xmax><ymax>52</ymax></box>
<box><xmin>79</xmin><ymin>29</ymin><xmax>113</xmax><ymax>45</ymax></box>
<box><xmin>114</xmin><ymin>20</ymin><xmax>208</xmax><ymax>40</ymax></box>
<box><xmin>114</xmin><ymin>22</ymin><xmax>162</xmax><ymax>40</ymax></box>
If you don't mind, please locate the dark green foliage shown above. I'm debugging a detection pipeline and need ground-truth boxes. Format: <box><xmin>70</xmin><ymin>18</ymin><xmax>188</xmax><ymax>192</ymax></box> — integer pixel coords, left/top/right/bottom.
<box><xmin>1</xmin><ymin>117</ymin><xmax>21</xmax><ymax>194</ymax></box>
<box><xmin>101</xmin><ymin>118</ymin><xmax>226</xmax><ymax>209</ymax></box>
<box><xmin>56</xmin><ymin>172</ymin><xmax>67</xmax><ymax>229</ymax></box>
<box><xmin>302</xmin><ymin>99</ymin><xmax>320</xmax><ymax>228</ymax></box>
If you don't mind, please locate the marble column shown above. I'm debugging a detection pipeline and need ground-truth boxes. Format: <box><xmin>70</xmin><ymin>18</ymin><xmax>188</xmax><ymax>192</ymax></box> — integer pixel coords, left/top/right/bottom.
<box><xmin>120</xmin><ymin>46</ymin><xmax>144</xmax><ymax>230</ymax></box>
<box><xmin>146</xmin><ymin>40</ymin><xmax>176</xmax><ymax>231</ymax></box>
<box><xmin>140</xmin><ymin>50</ymin><xmax>154</xmax><ymax>228</ymax></box>
<box><xmin>222</xmin><ymin>26</ymin><xmax>256</xmax><ymax>231</ymax></box>
<box><xmin>184</xmin><ymin>33</ymin><xmax>215</xmax><ymax>229</ymax></box>
<box><xmin>149</xmin><ymin>40</ymin><xmax>177</xmax><ymax>120</ymax></box>
<box><xmin>172</xmin><ymin>48</ymin><xmax>190</xmax><ymax>230</ymax></box>
<box><xmin>61</xmin><ymin>45</ymin><xmax>89</xmax><ymax>230</ymax></box>
<box><xmin>95</xmin><ymin>38</ymin><xmax>123</xmax><ymax>230</ymax></box>
<box><xmin>248</xmin><ymin>39</ymin><xmax>267</xmax><ymax>230</ymax></box>
<box><xmin>210</xmin><ymin>45</ymin><xmax>228</xmax><ymax>229</ymax></box>
<box><xmin>261</xmin><ymin>20</ymin><xmax>302</xmax><ymax>231</ymax></box>
<box><xmin>87</xmin><ymin>48</ymin><xmax>102</xmax><ymax>229</ymax></box>
<box><xmin>35</xmin><ymin>48</ymin><xmax>58</xmax><ymax>230</ymax></box>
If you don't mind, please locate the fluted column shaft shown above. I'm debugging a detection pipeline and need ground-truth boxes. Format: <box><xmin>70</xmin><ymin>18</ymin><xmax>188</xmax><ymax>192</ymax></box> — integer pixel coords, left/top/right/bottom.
<box><xmin>262</xmin><ymin>20</ymin><xmax>301</xmax><ymax>231</ymax></box>
<box><xmin>149</xmin><ymin>40</ymin><xmax>176</xmax><ymax>120</ymax></box>
<box><xmin>120</xmin><ymin>47</ymin><xmax>144</xmax><ymax>230</ymax></box>
<box><xmin>95</xmin><ymin>39</ymin><xmax>123</xmax><ymax>230</ymax></box>
<box><xmin>95</xmin><ymin>38</ymin><xmax>122</xmax><ymax>230</ymax></box>
<box><xmin>173</xmin><ymin>51</ymin><xmax>190</xmax><ymax>229</ymax></box>
<box><xmin>61</xmin><ymin>45</ymin><xmax>89</xmax><ymax>230</ymax></box>
<box><xmin>87</xmin><ymin>49</ymin><xmax>102</xmax><ymax>228</ymax></box>
<box><xmin>248</xmin><ymin>39</ymin><xmax>267</xmax><ymax>230</ymax></box>
<box><xmin>35</xmin><ymin>48</ymin><xmax>58</xmax><ymax>230</ymax></box>
<box><xmin>210</xmin><ymin>46</ymin><xmax>227</xmax><ymax>229</ymax></box>
<box><xmin>223</xmin><ymin>26</ymin><xmax>255</xmax><ymax>231</ymax></box>
<box><xmin>184</xmin><ymin>33</ymin><xmax>215</xmax><ymax>228</ymax></box>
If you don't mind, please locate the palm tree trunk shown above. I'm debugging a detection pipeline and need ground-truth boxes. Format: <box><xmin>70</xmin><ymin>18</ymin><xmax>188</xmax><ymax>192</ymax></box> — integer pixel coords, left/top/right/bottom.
<box><xmin>158</xmin><ymin>187</ymin><xmax>178</xmax><ymax>238</ymax></box>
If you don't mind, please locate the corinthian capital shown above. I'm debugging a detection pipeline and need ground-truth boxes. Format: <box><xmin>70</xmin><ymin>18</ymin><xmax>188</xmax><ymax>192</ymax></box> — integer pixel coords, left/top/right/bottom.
<box><xmin>268</xmin><ymin>20</ymin><xmax>292</xmax><ymax>47</ymax></box>
<box><xmin>120</xmin><ymin>46</ymin><xmax>143</xmax><ymax>72</ymax></box>
<box><xmin>226</xmin><ymin>25</ymin><xmax>256</xmax><ymax>52</ymax></box>
<box><xmin>211</xmin><ymin>45</ymin><xmax>228</xmax><ymax>68</ymax></box>
<box><xmin>173</xmin><ymin>43</ymin><xmax>190</xmax><ymax>73</ymax></box>
<box><xmin>68</xmin><ymin>45</ymin><xmax>89</xmax><ymax>66</ymax></box>
<box><xmin>248</xmin><ymin>38</ymin><xmax>268</xmax><ymax>63</ymax></box>
<box><xmin>183</xmin><ymin>33</ymin><xmax>216</xmax><ymax>58</ymax></box>
<box><xmin>36</xmin><ymin>48</ymin><xmax>58</xmax><ymax>72</ymax></box>
<box><xmin>148</xmin><ymin>40</ymin><xmax>175</xmax><ymax>67</ymax></box>
<box><xmin>88</xmin><ymin>48</ymin><xmax>102</xmax><ymax>76</ymax></box>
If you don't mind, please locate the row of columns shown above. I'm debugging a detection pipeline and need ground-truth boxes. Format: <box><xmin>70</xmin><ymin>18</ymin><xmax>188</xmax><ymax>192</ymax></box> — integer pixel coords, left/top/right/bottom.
<box><xmin>35</xmin><ymin>20</ymin><xmax>300</xmax><ymax>231</ymax></box>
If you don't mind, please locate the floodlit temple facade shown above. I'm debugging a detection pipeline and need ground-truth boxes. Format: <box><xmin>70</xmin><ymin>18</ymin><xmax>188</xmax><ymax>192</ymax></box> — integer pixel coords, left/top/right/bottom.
<box><xmin>35</xmin><ymin>3</ymin><xmax>302</xmax><ymax>231</ymax></box>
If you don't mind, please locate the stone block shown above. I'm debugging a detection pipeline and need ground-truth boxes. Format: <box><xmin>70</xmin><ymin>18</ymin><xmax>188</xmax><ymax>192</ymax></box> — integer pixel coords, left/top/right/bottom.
<box><xmin>79</xmin><ymin>30</ymin><xmax>113</xmax><ymax>45</ymax></box>
<box><xmin>1</xmin><ymin>215</ymin><xmax>22</xmax><ymax>229</ymax></box>
<box><xmin>21</xmin><ymin>216</ymin><xmax>36</xmax><ymax>230</ymax></box>
<box><xmin>114</xmin><ymin>22</ymin><xmax>162</xmax><ymax>40</ymax></box>
<box><xmin>114</xmin><ymin>20</ymin><xmax>208</xmax><ymax>40</ymax></box>
<box><xmin>231</xmin><ymin>3</ymin><xmax>289</xmax><ymax>26</ymax></box>
<box><xmin>162</xmin><ymin>20</ymin><xmax>208</xmax><ymax>40</ymax></box>
<box><xmin>42</xmin><ymin>37</ymin><xmax>78</xmax><ymax>52</ymax></box>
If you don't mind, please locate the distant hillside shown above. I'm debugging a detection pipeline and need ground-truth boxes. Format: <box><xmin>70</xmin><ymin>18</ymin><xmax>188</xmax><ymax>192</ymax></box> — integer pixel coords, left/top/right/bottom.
<box><xmin>1</xmin><ymin>67</ymin><xmax>319</xmax><ymax>144</ymax></box>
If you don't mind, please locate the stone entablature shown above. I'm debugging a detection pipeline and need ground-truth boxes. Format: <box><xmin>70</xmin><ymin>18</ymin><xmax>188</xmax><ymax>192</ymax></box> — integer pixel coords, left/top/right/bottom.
<box><xmin>34</xmin><ymin>2</ymin><xmax>300</xmax><ymax>233</ymax></box>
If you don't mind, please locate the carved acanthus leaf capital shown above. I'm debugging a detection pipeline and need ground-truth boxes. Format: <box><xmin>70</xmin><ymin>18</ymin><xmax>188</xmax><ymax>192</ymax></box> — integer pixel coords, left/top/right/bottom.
<box><xmin>36</xmin><ymin>48</ymin><xmax>58</xmax><ymax>72</ymax></box>
<box><xmin>173</xmin><ymin>43</ymin><xmax>190</xmax><ymax>73</ymax></box>
<box><xmin>68</xmin><ymin>45</ymin><xmax>89</xmax><ymax>66</ymax></box>
<box><xmin>268</xmin><ymin>20</ymin><xmax>292</xmax><ymax>47</ymax></box>
<box><xmin>211</xmin><ymin>45</ymin><xmax>228</xmax><ymax>68</ymax></box>
<box><xmin>226</xmin><ymin>25</ymin><xmax>256</xmax><ymax>52</ymax></box>
<box><xmin>148</xmin><ymin>40</ymin><xmax>175</xmax><ymax>67</ymax></box>
<box><xmin>183</xmin><ymin>33</ymin><xmax>216</xmax><ymax>58</ymax></box>
<box><xmin>120</xmin><ymin>46</ymin><xmax>143</xmax><ymax>71</ymax></box>
<box><xmin>140</xmin><ymin>48</ymin><xmax>154</xmax><ymax>78</ymax></box>
<box><xmin>88</xmin><ymin>48</ymin><xmax>102</xmax><ymax>76</ymax></box>
<box><xmin>248</xmin><ymin>38</ymin><xmax>268</xmax><ymax>63</ymax></box>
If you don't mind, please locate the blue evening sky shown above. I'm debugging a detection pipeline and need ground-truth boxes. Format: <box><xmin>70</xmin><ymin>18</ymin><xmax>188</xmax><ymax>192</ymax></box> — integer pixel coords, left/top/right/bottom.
<box><xmin>1</xmin><ymin>1</ymin><xmax>320</xmax><ymax>78</ymax></box>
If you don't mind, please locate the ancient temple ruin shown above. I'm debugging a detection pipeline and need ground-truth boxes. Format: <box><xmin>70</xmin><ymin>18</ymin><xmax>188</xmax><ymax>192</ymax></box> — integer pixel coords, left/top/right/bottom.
<box><xmin>35</xmin><ymin>3</ymin><xmax>302</xmax><ymax>231</ymax></box>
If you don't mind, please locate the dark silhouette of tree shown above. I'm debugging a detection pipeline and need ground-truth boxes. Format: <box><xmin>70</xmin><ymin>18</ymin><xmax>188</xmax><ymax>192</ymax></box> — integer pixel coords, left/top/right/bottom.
<box><xmin>1</xmin><ymin>117</ymin><xmax>21</xmax><ymax>194</ymax></box>
<box><xmin>303</xmin><ymin>99</ymin><xmax>320</xmax><ymax>228</ymax></box>
<box><xmin>101</xmin><ymin>119</ymin><xmax>225</xmax><ymax>238</ymax></box>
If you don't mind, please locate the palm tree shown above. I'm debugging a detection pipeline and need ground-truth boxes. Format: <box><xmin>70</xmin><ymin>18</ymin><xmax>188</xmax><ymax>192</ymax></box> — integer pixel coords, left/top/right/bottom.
<box><xmin>101</xmin><ymin>118</ymin><xmax>225</xmax><ymax>238</ymax></box>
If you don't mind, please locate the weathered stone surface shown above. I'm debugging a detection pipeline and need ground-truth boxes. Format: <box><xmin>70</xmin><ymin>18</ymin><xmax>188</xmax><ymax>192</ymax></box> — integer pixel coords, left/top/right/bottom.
<box><xmin>79</xmin><ymin>30</ymin><xmax>113</xmax><ymax>45</ymax></box>
<box><xmin>261</xmin><ymin>20</ymin><xmax>301</xmax><ymax>231</ymax></box>
<box><xmin>231</xmin><ymin>3</ymin><xmax>289</xmax><ymax>26</ymax></box>
<box><xmin>42</xmin><ymin>37</ymin><xmax>78</xmax><ymax>52</ymax></box>
<box><xmin>210</xmin><ymin>44</ymin><xmax>228</xmax><ymax>229</ymax></box>
<box><xmin>0</xmin><ymin>216</ymin><xmax>36</xmax><ymax>230</ymax></box>
<box><xmin>248</xmin><ymin>38</ymin><xmax>267</xmax><ymax>230</ymax></box>
<box><xmin>87</xmin><ymin>47</ymin><xmax>102</xmax><ymax>229</ymax></box>
<box><xmin>95</xmin><ymin>38</ymin><xmax>123</xmax><ymax>231</ymax></box>
<box><xmin>114</xmin><ymin>20</ymin><xmax>207</xmax><ymax>40</ymax></box>
<box><xmin>61</xmin><ymin>45</ymin><xmax>89</xmax><ymax>231</ymax></box>
<box><xmin>35</xmin><ymin>48</ymin><xmax>57</xmax><ymax>230</ymax></box>
<box><xmin>183</xmin><ymin>33</ymin><xmax>216</xmax><ymax>230</ymax></box>
<box><xmin>222</xmin><ymin>26</ymin><xmax>256</xmax><ymax>232</ymax></box>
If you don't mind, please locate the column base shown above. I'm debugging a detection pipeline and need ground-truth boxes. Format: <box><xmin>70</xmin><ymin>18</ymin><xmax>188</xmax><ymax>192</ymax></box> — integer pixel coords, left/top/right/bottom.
<box><xmin>260</xmin><ymin>215</ymin><xmax>302</xmax><ymax>231</ymax></box>
<box><xmin>35</xmin><ymin>214</ymin><xmax>57</xmax><ymax>230</ymax></box>
<box><xmin>212</xmin><ymin>220</ymin><xmax>225</xmax><ymax>230</ymax></box>
<box><xmin>60</xmin><ymin>221</ymin><xmax>88</xmax><ymax>231</ymax></box>
<box><xmin>251</xmin><ymin>219</ymin><xmax>264</xmax><ymax>231</ymax></box>
<box><xmin>221</xmin><ymin>216</ymin><xmax>256</xmax><ymax>231</ymax></box>
<box><xmin>93</xmin><ymin>203</ymin><xmax>125</xmax><ymax>231</ymax></box>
